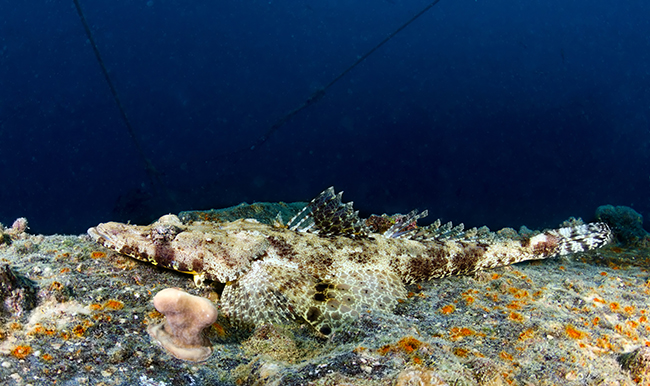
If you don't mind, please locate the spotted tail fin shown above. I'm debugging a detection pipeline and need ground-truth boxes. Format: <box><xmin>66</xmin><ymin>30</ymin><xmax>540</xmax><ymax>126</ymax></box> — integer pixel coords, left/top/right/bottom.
<box><xmin>399</xmin><ymin>222</ymin><xmax>612</xmax><ymax>283</ymax></box>
<box><xmin>529</xmin><ymin>222</ymin><xmax>612</xmax><ymax>256</ymax></box>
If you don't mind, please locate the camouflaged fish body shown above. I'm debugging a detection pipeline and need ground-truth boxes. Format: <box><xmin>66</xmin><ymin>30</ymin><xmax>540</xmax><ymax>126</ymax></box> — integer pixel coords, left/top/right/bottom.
<box><xmin>88</xmin><ymin>187</ymin><xmax>612</xmax><ymax>335</ymax></box>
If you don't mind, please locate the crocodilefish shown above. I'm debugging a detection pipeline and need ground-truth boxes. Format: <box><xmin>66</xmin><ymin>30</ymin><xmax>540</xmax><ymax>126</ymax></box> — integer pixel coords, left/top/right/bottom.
<box><xmin>88</xmin><ymin>187</ymin><xmax>612</xmax><ymax>335</ymax></box>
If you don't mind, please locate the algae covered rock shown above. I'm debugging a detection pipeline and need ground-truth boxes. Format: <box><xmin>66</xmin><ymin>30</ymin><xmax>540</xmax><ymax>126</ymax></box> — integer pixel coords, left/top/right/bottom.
<box><xmin>0</xmin><ymin>263</ymin><xmax>37</xmax><ymax>318</ymax></box>
<box><xmin>595</xmin><ymin>205</ymin><xmax>649</xmax><ymax>247</ymax></box>
<box><xmin>619</xmin><ymin>346</ymin><xmax>650</xmax><ymax>383</ymax></box>
<box><xmin>0</xmin><ymin>218</ymin><xmax>29</xmax><ymax>245</ymax></box>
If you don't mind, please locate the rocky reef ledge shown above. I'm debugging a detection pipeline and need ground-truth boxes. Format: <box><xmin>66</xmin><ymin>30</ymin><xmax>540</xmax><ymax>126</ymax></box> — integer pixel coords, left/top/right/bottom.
<box><xmin>1</xmin><ymin>204</ymin><xmax>650</xmax><ymax>385</ymax></box>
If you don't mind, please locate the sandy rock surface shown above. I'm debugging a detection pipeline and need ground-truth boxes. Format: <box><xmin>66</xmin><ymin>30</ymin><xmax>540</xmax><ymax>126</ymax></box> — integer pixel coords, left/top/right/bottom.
<box><xmin>0</xmin><ymin>203</ymin><xmax>649</xmax><ymax>385</ymax></box>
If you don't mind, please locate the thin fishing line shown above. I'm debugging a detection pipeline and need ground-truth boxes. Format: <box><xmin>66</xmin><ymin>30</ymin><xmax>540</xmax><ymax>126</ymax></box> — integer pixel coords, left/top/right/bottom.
<box><xmin>73</xmin><ymin>0</ymin><xmax>442</xmax><ymax>170</ymax></box>
<box><xmin>227</xmin><ymin>0</ymin><xmax>443</xmax><ymax>157</ymax></box>
<box><xmin>72</xmin><ymin>0</ymin><xmax>164</xmax><ymax>190</ymax></box>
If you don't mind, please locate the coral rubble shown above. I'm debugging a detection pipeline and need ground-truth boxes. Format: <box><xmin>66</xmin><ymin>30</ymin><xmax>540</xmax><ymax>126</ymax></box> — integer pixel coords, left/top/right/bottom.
<box><xmin>148</xmin><ymin>288</ymin><xmax>218</xmax><ymax>362</ymax></box>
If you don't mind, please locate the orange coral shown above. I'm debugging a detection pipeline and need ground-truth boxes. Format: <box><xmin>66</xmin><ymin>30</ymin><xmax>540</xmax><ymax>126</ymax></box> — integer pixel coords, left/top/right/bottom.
<box><xmin>565</xmin><ymin>325</ymin><xmax>587</xmax><ymax>339</ymax></box>
<box><xmin>92</xmin><ymin>313</ymin><xmax>111</xmax><ymax>322</ymax></box>
<box><xmin>103</xmin><ymin>299</ymin><xmax>124</xmax><ymax>310</ymax></box>
<box><xmin>508</xmin><ymin>312</ymin><xmax>524</xmax><ymax>323</ymax></box>
<box><xmin>377</xmin><ymin>336</ymin><xmax>427</xmax><ymax>363</ymax></box>
<box><xmin>397</xmin><ymin>336</ymin><xmax>423</xmax><ymax>353</ymax></box>
<box><xmin>449</xmin><ymin>327</ymin><xmax>475</xmax><ymax>341</ymax></box>
<box><xmin>49</xmin><ymin>281</ymin><xmax>64</xmax><ymax>291</ymax></box>
<box><xmin>518</xmin><ymin>329</ymin><xmax>535</xmax><ymax>341</ymax></box>
<box><xmin>378</xmin><ymin>345</ymin><xmax>391</xmax><ymax>355</ymax></box>
<box><xmin>506</xmin><ymin>301</ymin><xmax>522</xmax><ymax>310</ymax></box>
<box><xmin>453</xmin><ymin>347</ymin><xmax>470</xmax><ymax>357</ymax></box>
<box><xmin>11</xmin><ymin>345</ymin><xmax>31</xmax><ymax>359</ymax></box>
<box><xmin>72</xmin><ymin>325</ymin><xmax>86</xmax><ymax>337</ymax></box>
<box><xmin>507</xmin><ymin>287</ymin><xmax>529</xmax><ymax>299</ymax></box>
<box><xmin>90</xmin><ymin>251</ymin><xmax>106</xmax><ymax>258</ymax></box>
<box><xmin>29</xmin><ymin>323</ymin><xmax>56</xmax><ymax>336</ymax></box>
<box><xmin>440</xmin><ymin>304</ymin><xmax>455</xmax><ymax>315</ymax></box>
<box><xmin>499</xmin><ymin>351</ymin><xmax>513</xmax><ymax>361</ymax></box>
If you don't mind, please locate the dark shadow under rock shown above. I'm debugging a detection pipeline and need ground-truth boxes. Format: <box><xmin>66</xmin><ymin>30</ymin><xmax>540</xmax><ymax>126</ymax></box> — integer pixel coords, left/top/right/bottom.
<box><xmin>0</xmin><ymin>263</ymin><xmax>38</xmax><ymax>319</ymax></box>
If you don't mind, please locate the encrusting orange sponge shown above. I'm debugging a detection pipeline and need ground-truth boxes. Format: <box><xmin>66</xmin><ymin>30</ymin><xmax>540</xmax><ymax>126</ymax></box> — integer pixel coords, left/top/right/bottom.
<box><xmin>147</xmin><ymin>288</ymin><xmax>218</xmax><ymax>362</ymax></box>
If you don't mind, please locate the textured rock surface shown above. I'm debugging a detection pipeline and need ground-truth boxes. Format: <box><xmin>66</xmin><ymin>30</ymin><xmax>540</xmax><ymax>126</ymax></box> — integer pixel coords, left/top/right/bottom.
<box><xmin>0</xmin><ymin>202</ymin><xmax>648</xmax><ymax>385</ymax></box>
<box><xmin>0</xmin><ymin>264</ymin><xmax>37</xmax><ymax>318</ymax></box>
<box><xmin>619</xmin><ymin>346</ymin><xmax>650</xmax><ymax>384</ymax></box>
<box><xmin>596</xmin><ymin>205</ymin><xmax>650</xmax><ymax>247</ymax></box>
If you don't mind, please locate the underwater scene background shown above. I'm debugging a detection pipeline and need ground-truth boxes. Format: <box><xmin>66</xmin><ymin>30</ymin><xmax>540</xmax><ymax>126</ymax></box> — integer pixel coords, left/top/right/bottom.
<box><xmin>1</xmin><ymin>0</ymin><xmax>649</xmax><ymax>234</ymax></box>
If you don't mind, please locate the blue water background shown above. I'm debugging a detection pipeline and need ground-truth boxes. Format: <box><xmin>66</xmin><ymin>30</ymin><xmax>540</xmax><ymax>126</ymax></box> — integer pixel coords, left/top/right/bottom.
<box><xmin>1</xmin><ymin>0</ymin><xmax>648</xmax><ymax>235</ymax></box>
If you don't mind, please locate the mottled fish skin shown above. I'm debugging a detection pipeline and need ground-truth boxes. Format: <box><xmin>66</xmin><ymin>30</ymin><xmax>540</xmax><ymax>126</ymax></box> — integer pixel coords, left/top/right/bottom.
<box><xmin>87</xmin><ymin>215</ymin><xmax>270</xmax><ymax>285</ymax></box>
<box><xmin>88</xmin><ymin>188</ymin><xmax>612</xmax><ymax>335</ymax></box>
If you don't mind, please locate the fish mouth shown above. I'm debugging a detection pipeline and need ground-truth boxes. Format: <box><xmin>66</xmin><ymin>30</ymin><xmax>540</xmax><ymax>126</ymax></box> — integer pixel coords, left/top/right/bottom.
<box><xmin>87</xmin><ymin>223</ymin><xmax>125</xmax><ymax>249</ymax></box>
<box><xmin>87</xmin><ymin>225</ymin><xmax>109</xmax><ymax>247</ymax></box>
<box><xmin>87</xmin><ymin>226</ymin><xmax>102</xmax><ymax>240</ymax></box>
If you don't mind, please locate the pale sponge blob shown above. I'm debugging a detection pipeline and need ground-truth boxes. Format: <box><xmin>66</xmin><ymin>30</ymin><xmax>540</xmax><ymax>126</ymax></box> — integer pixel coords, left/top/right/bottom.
<box><xmin>147</xmin><ymin>288</ymin><xmax>218</xmax><ymax>362</ymax></box>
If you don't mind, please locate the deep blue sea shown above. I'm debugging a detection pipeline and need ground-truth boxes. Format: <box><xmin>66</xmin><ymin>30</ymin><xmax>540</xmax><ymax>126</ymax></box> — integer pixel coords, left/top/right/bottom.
<box><xmin>1</xmin><ymin>0</ymin><xmax>648</xmax><ymax>235</ymax></box>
